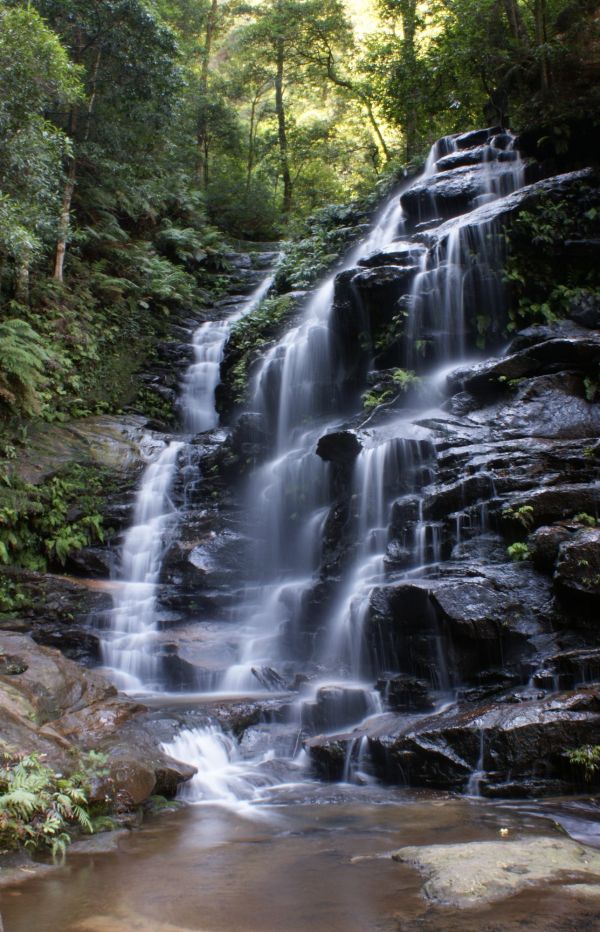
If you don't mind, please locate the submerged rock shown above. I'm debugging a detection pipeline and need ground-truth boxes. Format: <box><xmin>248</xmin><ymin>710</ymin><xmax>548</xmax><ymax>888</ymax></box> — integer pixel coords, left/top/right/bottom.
<box><xmin>391</xmin><ymin>836</ymin><xmax>600</xmax><ymax>908</ymax></box>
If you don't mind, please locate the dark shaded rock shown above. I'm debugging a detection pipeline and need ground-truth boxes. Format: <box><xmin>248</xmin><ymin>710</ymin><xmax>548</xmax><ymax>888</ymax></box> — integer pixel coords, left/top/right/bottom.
<box><xmin>230</xmin><ymin>412</ymin><xmax>270</xmax><ymax>465</ymax></box>
<box><xmin>500</xmin><ymin>484</ymin><xmax>600</xmax><ymax>533</ymax></box>
<box><xmin>435</xmin><ymin>145</ymin><xmax>489</xmax><ymax>172</ymax></box>
<box><xmin>455</xmin><ymin>126</ymin><xmax>502</xmax><ymax>149</ymax></box>
<box><xmin>251</xmin><ymin>666</ymin><xmax>286</xmax><ymax>690</ymax></box>
<box><xmin>506</xmin><ymin>319</ymin><xmax>590</xmax><ymax>354</ymax></box>
<box><xmin>488</xmin><ymin>374</ymin><xmax>600</xmax><ymax>440</ymax></box>
<box><xmin>455</xmin><ymin>336</ymin><xmax>600</xmax><ymax>397</ymax></box>
<box><xmin>529</xmin><ymin>525</ymin><xmax>573</xmax><ymax>572</ymax></box>
<box><xmin>376</xmin><ymin>674</ymin><xmax>435</xmax><ymax>711</ymax></box>
<box><xmin>424</xmin><ymin>169</ymin><xmax>595</xmax><ymax>253</ymax></box>
<box><xmin>541</xmin><ymin>648</ymin><xmax>600</xmax><ymax>687</ymax></box>
<box><xmin>402</xmin><ymin>164</ymin><xmax>502</xmax><ymax>223</ymax></box>
<box><xmin>316</xmin><ymin>430</ymin><xmax>362</xmax><ymax>464</ymax></box>
<box><xmin>307</xmin><ymin>688</ymin><xmax>600</xmax><ymax>794</ymax></box>
<box><xmin>490</xmin><ymin>132</ymin><xmax>513</xmax><ymax>150</ymax></box>
<box><xmin>364</xmin><ymin>576</ymin><xmax>536</xmax><ymax>687</ymax></box>
<box><xmin>301</xmin><ymin>685</ymin><xmax>375</xmax><ymax>732</ymax></box>
<box><xmin>66</xmin><ymin>546</ymin><xmax>114</xmax><ymax>579</ymax></box>
<box><xmin>421</xmin><ymin>474</ymin><xmax>496</xmax><ymax>520</ymax></box>
<box><xmin>555</xmin><ymin>528</ymin><xmax>600</xmax><ymax>603</ymax></box>
<box><xmin>357</xmin><ymin>242</ymin><xmax>426</xmax><ymax>269</ymax></box>
<box><xmin>566</xmin><ymin>290</ymin><xmax>600</xmax><ymax>329</ymax></box>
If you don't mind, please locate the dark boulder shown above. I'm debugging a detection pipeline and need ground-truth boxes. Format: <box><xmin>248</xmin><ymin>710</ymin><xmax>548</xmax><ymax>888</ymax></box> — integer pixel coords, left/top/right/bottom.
<box><xmin>566</xmin><ymin>290</ymin><xmax>600</xmax><ymax>329</ymax></box>
<box><xmin>456</xmin><ymin>335</ymin><xmax>600</xmax><ymax>397</ymax></box>
<box><xmin>554</xmin><ymin>528</ymin><xmax>600</xmax><ymax>604</ymax></box>
<box><xmin>301</xmin><ymin>685</ymin><xmax>376</xmax><ymax>733</ymax></box>
<box><xmin>316</xmin><ymin>430</ymin><xmax>362</xmax><ymax>465</ymax></box>
<box><xmin>357</xmin><ymin>242</ymin><xmax>426</xmax><ymax>269</ymax></box>
<box><xmin>454</xmin><ymin>126</ymin><xmax>502</xmax><ymax>149</ymax></box>
<box><xmin>529</xmin><ymin>524</ymin><xmax>572</xmax><ymax>572</ymax></box>
<box><xmin>375</xmin><ymin>674</ymin><xmax>435</xmax><ymax>712</ymax></box>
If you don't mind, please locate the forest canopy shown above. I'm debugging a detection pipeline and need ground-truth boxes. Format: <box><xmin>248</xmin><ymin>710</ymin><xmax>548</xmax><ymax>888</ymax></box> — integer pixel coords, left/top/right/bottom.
<box><xmin>0</xmin><ymin>0</ymin><xmax>597</xmax><ymax>420</ymax></box>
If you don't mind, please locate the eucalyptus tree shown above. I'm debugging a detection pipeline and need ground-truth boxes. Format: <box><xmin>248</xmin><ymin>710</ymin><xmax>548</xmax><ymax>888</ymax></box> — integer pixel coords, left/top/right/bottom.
<box><xmin>0</xmin><ymin>5</ymin><xmax>81</xmax><ymax>300</ymax></box>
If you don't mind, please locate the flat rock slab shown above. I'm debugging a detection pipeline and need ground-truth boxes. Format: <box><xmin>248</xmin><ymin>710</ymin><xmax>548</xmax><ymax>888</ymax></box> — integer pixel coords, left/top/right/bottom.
<box><xmin>392</xmin><ymin>836</ymin><xmax>600</xmax><ymax>907</ymax></box>
<box><xmin>14</xmin><ymin>414</ymin><xmax>150</xmax><ymax>484</ymax></box>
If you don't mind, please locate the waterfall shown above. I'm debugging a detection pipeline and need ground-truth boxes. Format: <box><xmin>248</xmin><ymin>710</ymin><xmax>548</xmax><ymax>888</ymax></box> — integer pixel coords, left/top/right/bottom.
<box><xmin>101</xmin><ymin>440</ymin><xmax>183</xmax><ymax>689</ymax></box>
<box><xmin>216</xmin><ymin>128</ymin><xmax>525</xmax><ymax>764</ymax></box>
<box><xmin>100</xmin><ymin>266</ymin><xmax>277</xmax><ymax>690</ymax></box>
<box><xmin>106</xmin><ymin>128</ymin><xmax>530</xmax><ymax>801</ymax></box>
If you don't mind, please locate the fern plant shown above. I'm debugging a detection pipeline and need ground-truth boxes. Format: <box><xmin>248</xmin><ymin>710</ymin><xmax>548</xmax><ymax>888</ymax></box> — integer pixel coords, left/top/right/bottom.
<box><xmin>0</xmin><ymin>319</ymin><xmax>51</xmax><ymax>415</ymax></box>
<box><xmin>0</xmin><ymin>753</ymin><xmax>93</xmax><ymax>861</ymax></box>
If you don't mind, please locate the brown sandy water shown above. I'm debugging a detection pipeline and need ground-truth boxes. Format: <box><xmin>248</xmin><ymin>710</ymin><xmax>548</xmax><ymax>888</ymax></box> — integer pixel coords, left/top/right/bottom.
<box><xmin>2</xmin><ymin>785</ymin><xmax>600</xmax><ymax>932</ymax></box>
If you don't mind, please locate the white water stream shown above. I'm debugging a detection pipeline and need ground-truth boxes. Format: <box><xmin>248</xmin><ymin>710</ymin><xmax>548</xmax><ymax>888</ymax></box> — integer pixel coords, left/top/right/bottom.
<box><xmin>101</xmin><ymin>270</ymin><xmax>276</xmax><ymax>691</ymax></box>
<box><xmin>107</xmin><ymin>130</ymin><xmax>527</xmax><ymax>807</ymax></box>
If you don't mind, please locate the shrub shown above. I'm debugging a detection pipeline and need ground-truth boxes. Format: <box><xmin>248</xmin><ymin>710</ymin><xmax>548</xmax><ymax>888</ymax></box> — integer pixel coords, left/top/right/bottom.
<box><xmin>0</xmin><ymin>753</ymin><xmax>94</xmax><ymax>861</ymax></box>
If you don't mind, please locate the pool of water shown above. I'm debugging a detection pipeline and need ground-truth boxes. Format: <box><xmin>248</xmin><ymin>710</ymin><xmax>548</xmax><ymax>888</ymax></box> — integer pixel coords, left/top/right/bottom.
<box><xmin>3</xmin><ymin>785</ymin><xmax>600</xmax><ymax>931</ymax></box>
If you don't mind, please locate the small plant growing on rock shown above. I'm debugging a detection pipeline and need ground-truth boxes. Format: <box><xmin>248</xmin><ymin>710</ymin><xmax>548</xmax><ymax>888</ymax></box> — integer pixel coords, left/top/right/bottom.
<box><xmin>574</xmin><ymin>512</ymin><xmax>598</xmax><ymax>527</ymax></box>
<box><xmin>507</xmin><ymin>542</ymin><xmax>530</xmax><ymax>562</ymax></box>
<box><xmin>567</xmin><ymin>745</ymin><xmax>600</xmax><ymax>781</ymax></box>
<box><xmin>502</xmin><ymin>504</ymin><xmax>535</xmax><ymax>529</ymax></box>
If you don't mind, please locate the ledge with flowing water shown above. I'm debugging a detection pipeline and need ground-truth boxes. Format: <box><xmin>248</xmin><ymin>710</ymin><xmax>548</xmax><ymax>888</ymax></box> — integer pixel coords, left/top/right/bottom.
<box><xmin>90</xmin><ymin>128</ymin><xmax>600</xmax><ymax>805</ymax></box>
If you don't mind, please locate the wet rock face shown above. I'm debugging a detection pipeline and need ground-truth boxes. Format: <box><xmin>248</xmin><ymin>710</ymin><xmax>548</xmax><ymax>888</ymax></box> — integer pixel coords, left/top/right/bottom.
<box><xmin>555</xmin><ymin>528</ymin><xmax>600</xmax><ymax>603</ymax></box>
<box><xmin>307</xmin><ymin>688</ymin><xmax>600</xmax><ymax>794</ymax></box>
<box><xmin>316</xmin><ymin>430</ymin><xmax>362</xmax><ymax>465</ymax></box>
<box><xmin>363</xmin><ymin>577</ymin><xmax>535</xmax><ymax>688</ymax></box>
<box><xmin>0</xmin><ymin>632</ymin><xmax>192</xmax><ymax>808</ymax></box>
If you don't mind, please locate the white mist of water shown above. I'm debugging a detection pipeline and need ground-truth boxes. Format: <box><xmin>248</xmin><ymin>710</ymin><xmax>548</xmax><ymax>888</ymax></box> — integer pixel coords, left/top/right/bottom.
<box><xmin>161</xmin><ymin>725</ymin><xmax>287</xmax><ymax>819</ymax></box>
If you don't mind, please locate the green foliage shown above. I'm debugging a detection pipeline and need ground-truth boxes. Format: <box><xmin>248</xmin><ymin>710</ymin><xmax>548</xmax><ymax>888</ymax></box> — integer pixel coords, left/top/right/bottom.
<box><xmin>225</xmin><ymin>294</ymin><xmax>296</xmax><ymax>406</ymax></box>
<box><xmin>392</xmin><ymin>368</ymin><xmax>420</xmax><ymax>391</ymax></box>
<box><xmin>505</xmin><ymin>185</ymin><xmax>600</xmax><ymax>330</ymax></box>
<box><xmin>0</xmin><ymin>464</ymin><xmax>109</xmax><ymax>572</ymax></box>
<box><xmin>0</xmin><ymin>577</ymin><xmax>31</xmax><ymax>615</ymax></box>
<box><xmin>0</xmin><ymin>320</ymin><xmax>52</xmax><ymax>416</ymax></box>
<box><xmin>574</xmin><ymin>512</ymin><xmax>599</xmax><ymax>528</ymax></box>
<box><xmin>567</xmin><ymin>745</ymin><xmax>600</xmax><ymax>781</ymax></box>
<box><xmin>275</xmin><ymin>200</ymin><xmax>377</xmax><ymax>293</ymax></box>
<box><xmin>507</xmin><ymin>542</ymin><xmax>530</xmax><ymax>562</ymax></box>
<box><xmin>502</xmin><ymin>504</ymin><xmax>535</xmax><ymax>530</ymax></box>
<box><xmin>0</xmin><ymin>752</ymin><xmax>94</xmax><ymax>860</ymax></box>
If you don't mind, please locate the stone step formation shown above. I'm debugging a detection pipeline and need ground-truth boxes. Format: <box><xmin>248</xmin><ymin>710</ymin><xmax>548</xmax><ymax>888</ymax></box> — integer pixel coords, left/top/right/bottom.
<box><xmin>73</xmin><ymin>128</ymin><xmax>600</xmax><ymax>801</ymax></box>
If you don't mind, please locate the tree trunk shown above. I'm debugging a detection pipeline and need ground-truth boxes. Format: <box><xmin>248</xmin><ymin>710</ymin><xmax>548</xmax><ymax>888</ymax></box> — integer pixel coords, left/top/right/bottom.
<box><xmin>365</xmin><ymin>99</ymin><xmax>391</xmax><ymax>163</ymax></box>
<box><xmin>198</xmin><ymin>0</ymin><xmax>218</xmax><ymax>189</ymax></box>
<box><xmin>54</xmin><ymin>107</ymin><xmax>78</xmax><ymax>283</ymax></box>
<box><xmin>275</xmin><ymin>36</ymin><xmax>292</xmax><ymax>214</ymax></box>
<box><xmin>534</xmin><ymin>0</ymin><xmax>550</xmax><ymax>95</ymax></box>
<box><xmin>246</xmin><ymin>97</ymin><xmax>258</xmax><ymax>195</ymax></box>
<box><xmin>501</xmin><ymin>0</ymin><xmax>528</xmax><ymax>44</ymax></box>
<box><xmin>53</xmin><ymin>38</ymin><xmax>100</xmax><ymax>283</ymax></box>
<box><xmin>400</xmin><ymin>0</ymin><xmax>419</xmax><ymax>159</ymax></box>
<box><xmin>15</xmin><ymin>251</ymin><xmax>31</xmax><ymax>304</ymax></box>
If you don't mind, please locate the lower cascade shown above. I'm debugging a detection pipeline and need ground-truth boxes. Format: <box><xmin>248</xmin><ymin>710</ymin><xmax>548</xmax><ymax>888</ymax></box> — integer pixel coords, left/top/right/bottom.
<box><xmin>97</xmin><ymin>126</ymin><xmax>599</xmax><ymax>807</ymax></box>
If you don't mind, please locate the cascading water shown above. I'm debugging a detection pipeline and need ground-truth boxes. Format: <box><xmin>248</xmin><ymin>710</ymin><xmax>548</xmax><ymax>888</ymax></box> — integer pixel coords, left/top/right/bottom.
<box><xmin>100</xmin><ymin>267</ymin><xmax>277</xmax><ymax>691</ymax></box>
<box><xmin>101</xmin><ymin>440</ymin><xmax>183</xmax><ymax>689</ymax></box>
<box><xmin>123</xmin><ymin>128</ymin><xmax>528</xmax><ymax>801</ymax></box>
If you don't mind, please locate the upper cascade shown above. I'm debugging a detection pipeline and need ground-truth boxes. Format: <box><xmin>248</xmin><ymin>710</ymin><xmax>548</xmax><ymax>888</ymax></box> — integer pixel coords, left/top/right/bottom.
<box><xmin>222</xmin><ymin>126</ymin><xmax>527</xmax><ymax>700</ymax></box>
